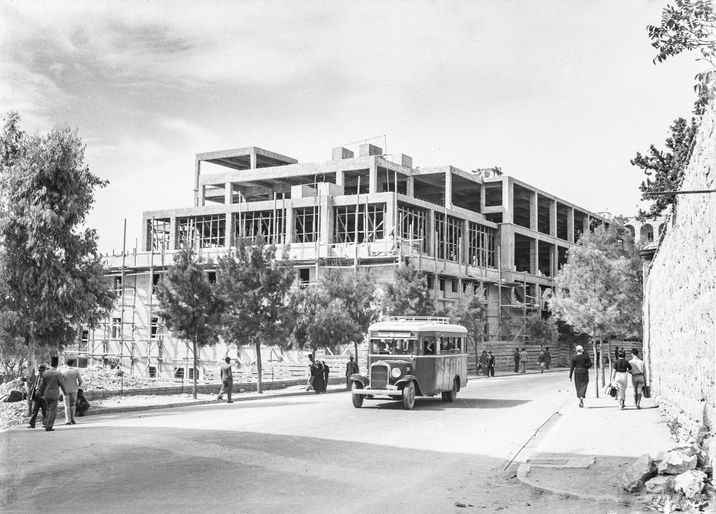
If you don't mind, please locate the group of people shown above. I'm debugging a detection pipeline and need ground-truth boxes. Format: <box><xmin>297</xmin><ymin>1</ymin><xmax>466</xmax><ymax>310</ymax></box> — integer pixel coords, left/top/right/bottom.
<box><xmin>27</xmin><ymin>356</ymin><xmax>89</xmax><ymax>431</ymax></box>
<box><xmin>569</xmin><ymin>345</ymin><xmax>646</xmax><ymax>409</ymax></box>
<box><xmin>306</xmin><ymin>354</ymin><xmax>330</xmax><ymax>394</ymax></box>
<box><xmin>513</xmin><ymin>347</ymin><xmax>551</xmax><ymax>374</ymax></box>
<box><xmin>477</xmin><ymin>350</ymin><xmax>496</xmax><ymax>377</ymax></box>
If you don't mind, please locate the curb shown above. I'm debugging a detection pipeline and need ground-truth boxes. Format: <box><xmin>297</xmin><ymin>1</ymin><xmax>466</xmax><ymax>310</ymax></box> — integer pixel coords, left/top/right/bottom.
<box><xmin>516</xmin><ymin>463</ymin><xmax>624</xmax><ymax>503</ymax></box>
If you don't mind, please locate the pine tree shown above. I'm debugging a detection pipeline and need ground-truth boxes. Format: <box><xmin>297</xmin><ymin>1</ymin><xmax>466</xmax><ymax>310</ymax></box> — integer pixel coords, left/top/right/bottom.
<box><xmin>382</xmin><ymin>265</ymin><xmax>436</xmax><ymax>317</ymax></box>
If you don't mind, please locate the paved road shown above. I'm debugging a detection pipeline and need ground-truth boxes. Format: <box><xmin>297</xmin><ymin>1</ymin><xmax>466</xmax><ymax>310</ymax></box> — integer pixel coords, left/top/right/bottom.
<box><xmin>1</xmin><ymin>371</ymin><xmax>623</xmax><ymax>513</ymax></box>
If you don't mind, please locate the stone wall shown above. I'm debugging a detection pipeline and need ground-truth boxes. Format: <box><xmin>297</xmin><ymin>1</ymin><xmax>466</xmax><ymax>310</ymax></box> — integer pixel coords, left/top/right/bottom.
<box><xmin>643</xmin><ymin>99</ymin><xmax>716</xmax><ymax>440</ymax></box>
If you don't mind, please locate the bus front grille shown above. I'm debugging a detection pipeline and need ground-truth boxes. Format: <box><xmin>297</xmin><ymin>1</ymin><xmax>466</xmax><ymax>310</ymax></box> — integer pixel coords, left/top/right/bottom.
<box><xmin>371</xmin><ymin>364</ymin><xmax>389</xmax><ymax>389</ymax></box>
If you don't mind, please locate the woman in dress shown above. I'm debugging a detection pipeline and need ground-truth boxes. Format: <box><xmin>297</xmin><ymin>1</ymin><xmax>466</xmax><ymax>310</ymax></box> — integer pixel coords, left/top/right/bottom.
<box><xmin>569</xmin><ymin>345</ymin><xmax>593</xmax><ymax>408</ymax></box>
<box><xmin>611</xmin><ymin>350</ymin><xmax>632</xmax><ymax>410</ymax></box>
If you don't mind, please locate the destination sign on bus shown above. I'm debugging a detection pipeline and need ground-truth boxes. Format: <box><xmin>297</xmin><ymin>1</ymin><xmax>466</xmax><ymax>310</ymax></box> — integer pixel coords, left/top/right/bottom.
<box><xmin>375</xmin><ymin>332</ymin><xmax>413</xmax><ymax>338</ymax></box>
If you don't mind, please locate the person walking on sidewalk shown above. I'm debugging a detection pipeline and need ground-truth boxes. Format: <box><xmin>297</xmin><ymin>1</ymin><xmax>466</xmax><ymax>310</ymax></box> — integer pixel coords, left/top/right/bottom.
<box><xmin>479</xmin><ymin>350</ymin><xmax>489</xmax><ymax>376</ymax></box>
<box><xmin>544</xmin><ymin>347</ymin><xmax>552</xmax><ymax>370</ymax></box>
<box><xmin>486</xmin><ymin>351</ymin><xmax>495</xmax><ymax>377</ymax></box>
<box><xmin>629</xmin><ymin>349</ymin><xmax>646</xmax><ymax>409</ymax></box>
<box><xmin>345</xmin><ymin>355</ymin><xmax>358</xmax><ymax>390</ymax></box>
<box><xmin>38</xmin><ymin>356</ymin><xmax>66</xmax><ymax>431</ymax></box>
<box><xmin>537</xmin><ymin>349</ymin><xmax>546</xmax><ymax>373</ymax></box>
<box><xmin>322</xmin><ymin>361</ymin><xmax>330</xmax><ymax>393</ymax></box>
<box><xmin>28</xmin><ymin>364</ymin><xmax>48</xmax><ymax>429</ymax></box>
<box><xmin>569</xmin><ymin>345</ymin><xmax>592</xmax><ymax>408</ymax></box>
<box><xmin>216</xmin><ymin>357</ymin><xmax>234</xmax><ymax>403</ymax></box>
<box><xmin>519</xmin><ymin>348</ymin><xmax>528</xmax><ymax>373</ymax></box>
<box><xmin>611</xmin><ymin>350</ymin><xmax>632</xmax><ymax>410</ymax></box>
<box><xmin>62</xmin><ymin>357</ymin><xmax>83</xmax><ymax>425</ymax></box>
<box><xmin>513</xmin><ymin>348</ymin><xmax>520</xmax><ymax>373</ymax></box>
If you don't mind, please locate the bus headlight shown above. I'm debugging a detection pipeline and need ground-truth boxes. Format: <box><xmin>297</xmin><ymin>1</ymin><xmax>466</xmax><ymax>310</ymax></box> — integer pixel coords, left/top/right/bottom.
<box><xmin>391</xmin><ymin>368</ymin><xmax>402</xmax><ymax>378</ymax></box>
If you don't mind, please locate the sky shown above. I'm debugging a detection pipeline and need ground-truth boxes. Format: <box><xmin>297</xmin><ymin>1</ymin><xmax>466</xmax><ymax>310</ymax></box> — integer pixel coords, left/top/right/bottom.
<box><xmin>0</xmin><ymin>0</ymin><xmax>702</xmax><ymax>253</ymax></box>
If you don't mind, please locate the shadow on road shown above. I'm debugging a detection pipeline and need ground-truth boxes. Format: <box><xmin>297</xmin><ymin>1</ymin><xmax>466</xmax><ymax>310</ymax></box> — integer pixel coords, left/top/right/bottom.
<box><xmin>366</xmin><ymin>397</ymin><xmax>529</xmax><ymax>410</ymax></box>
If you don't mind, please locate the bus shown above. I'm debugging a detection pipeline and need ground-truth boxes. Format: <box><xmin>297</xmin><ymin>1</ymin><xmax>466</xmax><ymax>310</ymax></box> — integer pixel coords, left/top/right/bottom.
<box><xmin>349</xmin><ymin>316</ymin><xmax>468</xmax><ymax>410</ymax></box>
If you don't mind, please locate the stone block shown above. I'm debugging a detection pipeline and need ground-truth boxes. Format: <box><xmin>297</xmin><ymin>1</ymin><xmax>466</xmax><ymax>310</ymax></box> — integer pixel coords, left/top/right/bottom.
<box><xmin>644</xmin><ymin>475</ymin><xmax>674</xmax><ymax>495</ymax></box>
<box><xmin>673</xmin><ymin>470</ymin><xmax>706</xmax><ymax>499</ymax></box>
<box><xmin>657</xmin><ymin>450</ymin><xmax>698</xmax><ymax>475</ymax></box>
<box><xmin>621</xmin><ymin>454</ymin><xmax>657</xmax><ymax>492</ymax></box>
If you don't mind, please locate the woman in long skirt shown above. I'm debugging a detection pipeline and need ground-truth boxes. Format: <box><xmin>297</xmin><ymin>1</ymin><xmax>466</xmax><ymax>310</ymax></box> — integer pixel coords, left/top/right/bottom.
<box><xmin>611</xmin><ymin>350</ymin><xmax>632</xmax><ymax>410</ymax></box>
<box><xmin>570</xmin><ymin>345</ymin><xmax>593</xmax><ymax>407</ymax></box>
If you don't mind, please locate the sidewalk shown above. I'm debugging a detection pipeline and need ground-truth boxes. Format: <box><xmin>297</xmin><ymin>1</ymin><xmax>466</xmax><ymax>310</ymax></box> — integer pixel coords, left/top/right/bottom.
<box><xmin>517</xmin><ymin>392</ymin><xmax>674</xmax><ymax>502</ymax></box>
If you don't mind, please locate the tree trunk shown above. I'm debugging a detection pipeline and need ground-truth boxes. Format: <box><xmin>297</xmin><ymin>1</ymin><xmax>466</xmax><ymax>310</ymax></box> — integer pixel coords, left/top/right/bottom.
<box><xmin>599</xmin><ymin>339</ymin><xmax>605</xmax><ymax>388</ymax></box>
<box><xmin>607</xmin><ymin>340</ymin><xmax>613</xmax><ymax>379</ymax></box>
<box><xmin>592</xmin><ymin>339</ymin><xmax>599</xmax><ymax>398</ymax></box>
<box><xmin>255</xmin><ymin>342</ymin><xmax>263</xmax><ymax>394</ymax></box>
<box><xmin>192</xmin><ymin>337</ymin><xmax>198</xmax><ymax>400</ymax></box>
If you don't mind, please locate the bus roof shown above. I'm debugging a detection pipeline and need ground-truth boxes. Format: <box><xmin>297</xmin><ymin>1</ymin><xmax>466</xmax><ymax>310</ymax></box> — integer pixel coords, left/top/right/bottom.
<box><xmin>369</xmin><ymin>317</ymin><xmax>467</xmax><ymax>334</ymax></box>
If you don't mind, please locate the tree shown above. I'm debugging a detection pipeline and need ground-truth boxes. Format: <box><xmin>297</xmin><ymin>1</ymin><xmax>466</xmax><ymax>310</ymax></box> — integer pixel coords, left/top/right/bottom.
<box><xmin>525</xmin><ymin>313</ymin><xmax>559</xmax><ymax>348</ymax></box>
<box><xmin>648</xmin><ymin>0</ymin><xmax>716</xmax><ymax>114</ymax></box>
<box><xmin>155</xmin><ymin>246</ymin><xmax>223</xmax><ymax>399</ymax></box>
<box><xmin>382</xmin><ymin>265</ymin><xmax>436</xmax><ymax>317</ymax></box>
<box><xmin>0</xmin><ymin>112</ymin><xmax>114</xmax><ymax>377</ymax></box>
<box><xmin>550</xmin><ymin>224</ymin><xmax>643</xmax><ymax>396</ymax></box>
<box><xmin>216</xmin><ymin>239</ymin><xmax>295</xmax><ymax>394</ymax></box>
<box><xmin>632</xmin><ymin>117</ymin><xmax>698</xmax><ymax>220</ymax></box>
<box><xmin>445</xmin><ymin>293</ymin><xmax>487</xmax><ymax>370</ymax></box>
<box><xmin>289</xmin><ymin>284</ymin><xmax>357</xmax><ymax>355</ymax></box>
<box><xmin>319</xmin><ymin>269</ymin><xmax>379</xmax><ymax>355</ymax></box>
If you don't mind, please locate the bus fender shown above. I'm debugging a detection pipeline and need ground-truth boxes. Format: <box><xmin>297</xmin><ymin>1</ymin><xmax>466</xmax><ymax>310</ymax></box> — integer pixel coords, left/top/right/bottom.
<box><xmin>350</xmin><ymin>373</ymin><xmax>369</xmax><ymax>388</ymax></box>
<box><xmin>395</xmin><ymin>376</ymin><xmax>422</xmax><ymax>396</ymax></box>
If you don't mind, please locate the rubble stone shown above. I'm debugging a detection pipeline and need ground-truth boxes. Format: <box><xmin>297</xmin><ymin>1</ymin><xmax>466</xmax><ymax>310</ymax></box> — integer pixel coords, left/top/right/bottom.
<box><xmin>657</xmin><ymin>450</ymin><xmax>698</xmax><ymax>475</ymax></box>
<box><xmin>621</xmin><ymin>454</ymin><xmax>657</xmax><ymax>492</ymax></box>
<box><xmin>673</xmin><ymin>469</ymin><xmax>706</xmax><ymax>499</ymax></box>
<box><xmin>644</xmin><ymin>475</ymin><xmax>674</xmax><ymax>494</ymax></box>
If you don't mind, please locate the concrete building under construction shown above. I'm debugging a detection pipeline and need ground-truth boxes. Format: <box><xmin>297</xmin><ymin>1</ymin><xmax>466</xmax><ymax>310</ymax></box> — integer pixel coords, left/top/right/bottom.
<box><xmin>73</xmin><ymin>143</ymin><xmax>609</xmax><ymax>379</ymax></box>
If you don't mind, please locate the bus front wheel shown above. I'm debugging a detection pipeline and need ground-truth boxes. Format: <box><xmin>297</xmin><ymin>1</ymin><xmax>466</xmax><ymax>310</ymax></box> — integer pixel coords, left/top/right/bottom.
<box><xmin>352</xmin><ymin>384</ymin><xmax>364</xmax><ymax>408</ymax></box>
<box><xmin>402</xmin><ymin>381</ymin><xmax>416</xmax><ymax>410</ymax></box>
<box><xmin>442</xmin><ymin>378</ymin><xmax>458</xmax><ymax>402</ymax></box>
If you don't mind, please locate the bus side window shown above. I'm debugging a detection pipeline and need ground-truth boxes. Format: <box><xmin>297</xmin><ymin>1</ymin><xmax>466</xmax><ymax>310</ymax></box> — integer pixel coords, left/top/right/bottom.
<box><xmin>424</xmin><ymin>337</ymin><xmax>436</xmax><ymax>355</ymax></box>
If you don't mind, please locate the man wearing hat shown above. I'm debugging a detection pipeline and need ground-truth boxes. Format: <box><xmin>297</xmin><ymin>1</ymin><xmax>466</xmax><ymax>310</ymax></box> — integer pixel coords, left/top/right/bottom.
<box><xmin>62</xmin><ymin>357</ymin><xmax>83</xmax><ymax>425</ymax></box>
<box><xmin>37</xmin><ymin>356</ymin><xmax>67</xmax><ymax>431</ymax></box>
<box><xmin>28</xmin><ymin>364</ymin><xmax>48</xmax><ymax>429</ymax></box>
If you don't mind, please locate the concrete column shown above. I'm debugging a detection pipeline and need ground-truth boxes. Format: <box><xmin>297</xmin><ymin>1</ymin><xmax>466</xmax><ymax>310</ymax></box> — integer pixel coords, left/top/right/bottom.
<box><xmin>386</xmin><ymin>195</ymin><xmax>395</xmax><ymax>242</ymax></box>
<box><xmin>445</xmin><ymin>170</ymin><xmax>453</xmax><ymax>209</ymax></box>
<box><xmin>193</xmin><ymin>160</ymin><xmax>201</xmax><ymax>207</ymax></box>
<box><xmin>567</xmin><ymin>207</ymin><xmax>575</xmax><ymax>243</ymax></box>
<box><xmin>319</xmin><ymin>192</ymin><xmax>331</xmax><ymax>245</ymax></box>
<box><xmin>225</xmin><ymin>212</ymin><xmax>234</xmax><ymax>249</ymax></box>
<box><xmin>530</xmin><ymin>191</ymin><xmax>538</xmax><ymax>231</ymax></box>
<box><xmin>142</xmin><ymin>218</ymin><xmax>150</xmax><ymax>251</ymax></box>
<box><xmin>529</xmin><ymin>238</ymin><xmax>537</xmax><ymax>275</ymax></box>
<box><xmin>500</xmin><ymin>225</ymin><xmax>515</xmax><ymax>270</ymax></box>
<box><xmin>369</xmin><ymin>158</ymin><xmax>378</xmax><ymax>194</ymax></box>
<box><xmin>224</xmin><ymin>181</ymin><xmax>233</xmax><ymax>205</ymax></box>
<box><xmin>549</xmin><ymin>199</ymin><xmax>557</xmax><ymax>236</ymax></box>
<box><xmin>285</xmin><ymin>202</ymin><xmax>294</xmax><ymax>244</ymax></box>
<box><xmin>335</xmin><ymin>170</ymin><xmax>345</xmax><ymax>193</ymax></box>
<box><xmin>169</xmin><ymin>217</ymin><xmax>178</xmax><ymax>250</ymax></box>
<box><xmin>427</xmin><ymin>210</ymin><xmax>435</xmax><ymax>256</ymax></box>
<box><xmin>480</xmin><ymin>183</ymin><xmax>486</xmax><ymax>213</ymax></box>
<box><xmin>406</xmin><ymin>175</ymin><xmax>414</xmax><ymax>197</ymax></box>
<box><xmin>550</xmin><ymin>244</ymin><xmax>556</xmax><ymax>278</ymax></box>
<box><xmin>200</xmin><ymin>185</ymin><xmax>206</xmax><ymax>207</ymax></box>
<box><xmin>502</xmin><ymin>178</ymin><xmax>513</xmax><ymax>224</ymax></box>
<box><xmin>250</xmin><ymin>150</ymin><xmax>257</xmax><ymax>170</ymax></box>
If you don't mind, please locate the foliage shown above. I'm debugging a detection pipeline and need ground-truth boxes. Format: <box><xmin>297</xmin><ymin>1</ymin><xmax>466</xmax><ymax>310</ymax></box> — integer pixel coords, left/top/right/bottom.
<box><xmin>446</xmin><ymin>293</ymin><xmax>487</xmax><ymax>347</ymax></box>
<box><xmin>550</xmin><ymin>224</ymin><xmax>643</xmax><ymax>341</ymax></box>
<box><xmin>318</xmin><ymin>269</ymin><xmax>379</xmax><ymax>345</ymax></box>
<box><xmin>0</xmin><ymin>111</ymin><xmax>114</xmax><ymax>372</ymax></box>
<box><xmin>648</xmin><ymin>0</ymin><xmax>716</xmax><ymax>114</ymax></box>
<box><xmin>381</xmin><ymin>264</ymin><xmax>436</xmax><ymax>317</ymax></box>
<box><xmin>525</xmin><ymin>313</ymin><xmax>559</xmax><ymax>347</ymax></box>
<box><xmin>155</xmin><ymin>246</ymin><xmax>223</xmax><ymax>398</ymax></box>
<box><xmin>632</xmin><ymin>117</ymin><xmax>698</xmax><ymax>220</ymax></box>
<box><xmin>215</xmin><ymin>238</ymin><xmax>295</xmax><ymax>393</ymax></box>
<box><xmin>289</xmin><ymin>284</ymin><xmax>357</xmax><ymax>353</ymax></box>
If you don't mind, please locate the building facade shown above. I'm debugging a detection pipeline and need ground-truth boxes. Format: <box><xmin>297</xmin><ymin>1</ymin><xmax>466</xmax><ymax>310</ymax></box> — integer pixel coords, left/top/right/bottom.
<box><xmin>76</xmin><ymin>143</ymin><xmax>609</xmax><ymax>378</ymax></box>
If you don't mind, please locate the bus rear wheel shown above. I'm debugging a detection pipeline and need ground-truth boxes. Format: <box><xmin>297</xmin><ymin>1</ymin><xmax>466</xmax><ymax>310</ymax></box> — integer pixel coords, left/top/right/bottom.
<box><xmin>402</xmin><ymin>381</ymin><xmax>416</xmax><ymax>410</ymax></box>
<box><xmin>442</xmin><ymin>378</ymin><xmax>458</xmax><ymax>402</ymax></box>
<box><xmin>352</xmin><ymin>384</ymin><xmax>364</xmax><ymax>408</ymax></box>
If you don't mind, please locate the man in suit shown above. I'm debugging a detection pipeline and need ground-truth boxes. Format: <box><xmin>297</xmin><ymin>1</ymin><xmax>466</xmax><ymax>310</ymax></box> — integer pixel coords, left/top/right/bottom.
<box><xmin>322</xmin><ymin>361</ymin><xmax>330</xmax><ymax>393</ymax></box>
<box><xmin>38</xmin><ymin>356</ymin><xmax>66</xmax><ymax>431</ymax></box>
<box><xmin>513</xmin><ymin>348</ymin><xmax>520</xmax><ymax>373</ymax></box>
<box><xmin>487</xmin><ymin>351</ymin><xmax>496</xmax><ymax>378</ymax></box>
<box><xmin>28</xmin><ymin>364</ymin><xmax>48</xmax><ymax>429</ymax></box>
<box><xmin>345</xmin><ymin>356</ymin><xmax>359</xmax><ymax>390</ymax></box>
<box><xmin>216</xmin><ymin>356</ymin><xmax>234</xmax><ymax>403</ymax></box>
<box><xmin>62</xmin><ymin>357</ymin><xmax>83</xmax><ymax>425</ymax></box>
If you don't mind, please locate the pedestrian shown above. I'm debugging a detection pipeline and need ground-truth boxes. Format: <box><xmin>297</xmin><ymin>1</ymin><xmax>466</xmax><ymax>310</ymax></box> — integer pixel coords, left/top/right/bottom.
<box><xmin>610</xmin><ymin>350</ymin><xmax>632</xmax><ymax>410</ymax></box>
<box><xmin>629</xmin><ymin>349</ymin><xmax>646</xmax><ymax>409</ymax></box>
<box><xmin>513</xmin><ymin>348</ymin><xmax>520</xmax><ymax>373</ymax></box>
<box><xmin>569</xmin><ymin>345</ymin><xmax>592</xmax><ymax>408</ymax></box>
<box><xmin>544</xmin><ymin>347</ymin><xmax>552</xmax><ymax>370</ymax></box>
<box><xmin>37</xmin><ymin>356</ymin><xmax>67</xmax><ymax>431</ymax></box>
<box><xmin>216</xmin><ymin>356</ymin><xmax>234</xmax><ymax>403</ymax></box>
<box><xmin>479</xmin><ymin>350</ymin><xmax>489</xmax><ymax>376</ymax></box>
<box><xmin>306</xmin><ymin>354</ymin><xmax>316</xmax><ymax>391</ymax></box>
<box><xmin>312</xmin><ymin>359</ymin><xmax>325</xmax><ymax>395</ymax></box>
<box><xmin>486</xmin><ymin>351</ymin><xmax>495</xmax><ymax>378</ymax></box>
<box><xmin>345</xmin><ymin>355</ymin><xmax>359</xmax><ymax>390</ymax></box>
<box><xmin>75</xmin><ymin>388</ymin><xmax>90</xmax><ymax>417</ymax></box>
<box><xmin>28</xmin><ymin>364</ymin><xmax>48</xmax><ymax>429</ymax></box>
<box><xmin>322</xmin><ymin>361</ymin><xmax>330</xmax><ymax>393</ymax></box>
<box><xmin>519</xmin><ymin>348</ymin><xmax>528</xmax><ymax>373</ymax></box>
<box><xmin>62</xmin><ymin>357</ymin><xmax>83</xmax><ymax>425</ymax></box>
<box><xmin>538</xmin><ymin>349</ymin><xmax>546</xmax><ymax>374</ymax></box>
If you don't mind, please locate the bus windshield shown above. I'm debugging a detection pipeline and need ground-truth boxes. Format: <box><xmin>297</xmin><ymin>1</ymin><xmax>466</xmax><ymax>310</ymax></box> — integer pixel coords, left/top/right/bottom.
<box><xmin>370</xmin><ymin>338</ymin><xmax>417</xmax><ymax>355</ymax></box>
